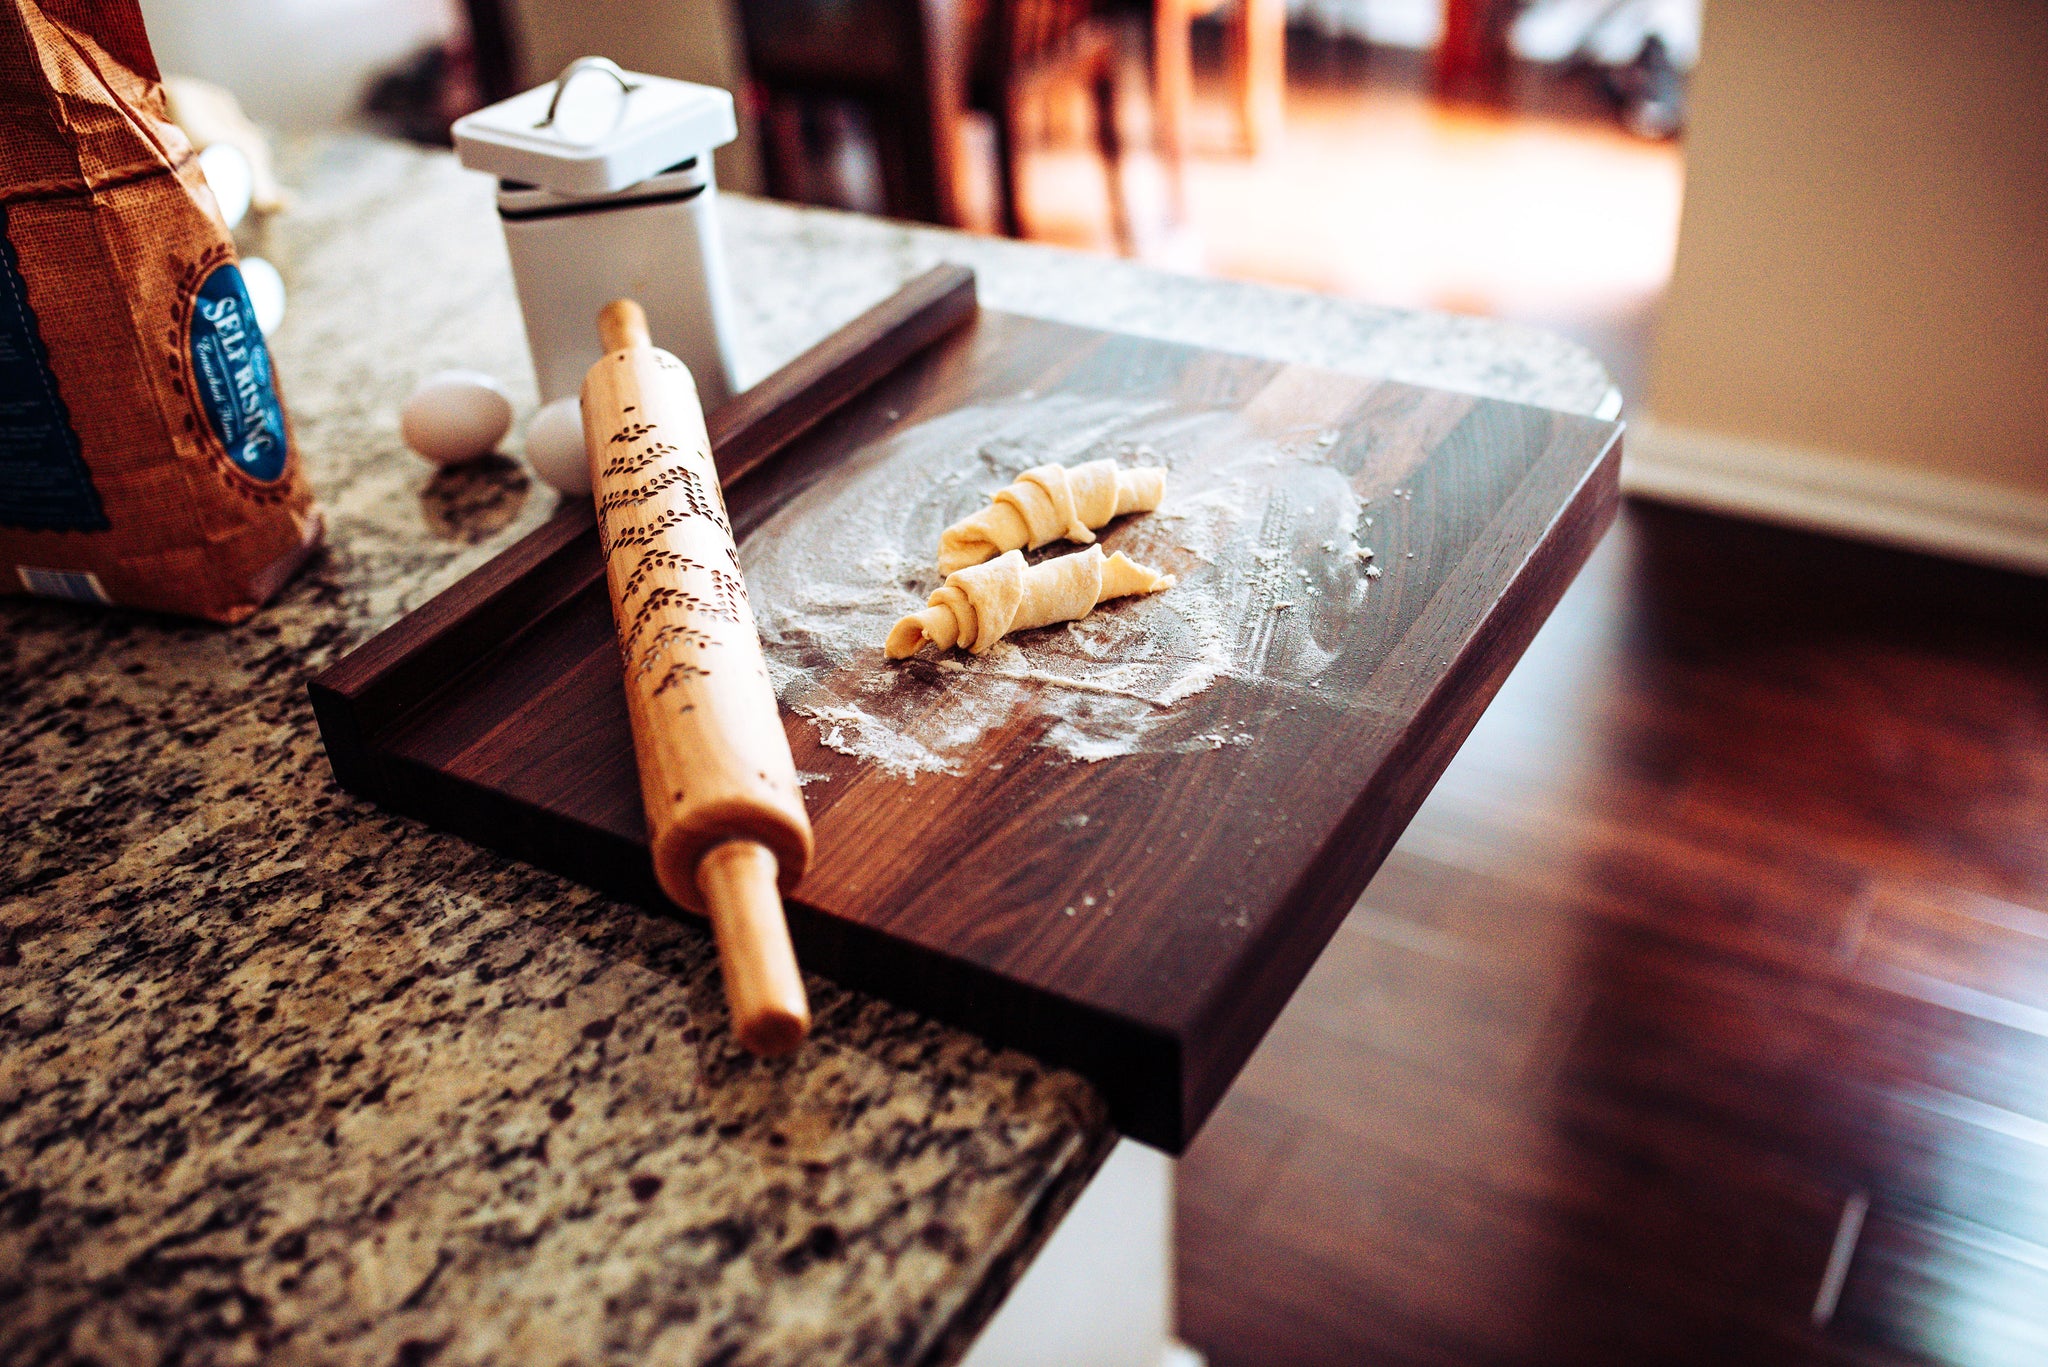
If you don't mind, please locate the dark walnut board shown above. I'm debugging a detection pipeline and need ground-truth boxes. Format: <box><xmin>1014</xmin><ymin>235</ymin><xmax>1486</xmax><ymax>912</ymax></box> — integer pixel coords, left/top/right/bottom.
<box><xmin>312</xmin><ymin>268</ymin><xmax>1622</xmax><ymax>1151</ymax></box>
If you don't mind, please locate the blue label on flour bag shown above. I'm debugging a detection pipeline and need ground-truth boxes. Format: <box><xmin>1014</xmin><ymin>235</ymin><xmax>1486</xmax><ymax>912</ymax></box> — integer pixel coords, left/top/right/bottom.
<box><xmin>189</xmin><ymin>262</ymin><xmax>288</xmax><ymax>483</ymax></box>
<box><xmin>0</xmin><ymin>209</ymin><xmax>109</xmax><ymax>531</ymax></box>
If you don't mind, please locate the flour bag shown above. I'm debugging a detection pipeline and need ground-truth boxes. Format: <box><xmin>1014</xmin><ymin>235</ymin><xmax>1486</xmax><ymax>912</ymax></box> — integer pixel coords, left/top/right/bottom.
<box><xmin>0</xmin><ymin>0</ymin><xmax>320</xmax><ymax>622</ymax></box>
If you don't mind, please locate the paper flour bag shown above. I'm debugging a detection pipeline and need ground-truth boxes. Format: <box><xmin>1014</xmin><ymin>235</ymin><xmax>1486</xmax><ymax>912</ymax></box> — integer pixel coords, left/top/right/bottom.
<box><xmin>0</xmin><ymin>0</ymin><xmax>320</xmax><ymax>623</ymax></box>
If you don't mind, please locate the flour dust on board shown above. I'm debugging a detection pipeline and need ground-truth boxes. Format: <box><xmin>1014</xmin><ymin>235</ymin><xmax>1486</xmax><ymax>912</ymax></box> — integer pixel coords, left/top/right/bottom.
<box><xmin>740</xmin><ymin>392</ymin><xmax>1384</xmax><ymax>776</ymax></box>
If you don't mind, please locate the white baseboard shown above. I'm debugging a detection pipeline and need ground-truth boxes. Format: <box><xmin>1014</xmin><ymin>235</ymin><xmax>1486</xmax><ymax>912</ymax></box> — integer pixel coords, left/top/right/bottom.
<box><xmin>1621</xmin><ymin>421</ymin><xmax>2048</xmax><ymax>577</ymax></box>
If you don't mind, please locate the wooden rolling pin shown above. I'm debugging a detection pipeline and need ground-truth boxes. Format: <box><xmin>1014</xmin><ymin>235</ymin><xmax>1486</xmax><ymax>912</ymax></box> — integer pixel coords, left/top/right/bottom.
<box><xmin>582</xmin><ymin>299</ymin><xmax>813</xmax><ymax>1056</ymax></box>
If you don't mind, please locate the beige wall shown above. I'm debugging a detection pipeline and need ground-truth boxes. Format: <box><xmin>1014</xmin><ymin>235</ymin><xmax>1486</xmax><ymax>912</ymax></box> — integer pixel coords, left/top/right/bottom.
<box><xmin>141</xmin><ymin>0</ymin><xmax>459</xmax><ymax>131</ymax></box>
<box><xmin>505</xmin><ymin>0</ymin><xmax>763</xmax><ymax>194</ymax></box>
<box><xmin>1649</xmin><ymin>1</ymin><xmax>2048</xmax><ymax>497</ymax></box>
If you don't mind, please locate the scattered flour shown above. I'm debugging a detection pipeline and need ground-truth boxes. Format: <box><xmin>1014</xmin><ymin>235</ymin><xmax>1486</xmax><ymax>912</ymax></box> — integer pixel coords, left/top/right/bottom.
<box><xmin>740</xmin><ymin>392</ymin><xmax>1380</xmax><ymax>776</ymax></box>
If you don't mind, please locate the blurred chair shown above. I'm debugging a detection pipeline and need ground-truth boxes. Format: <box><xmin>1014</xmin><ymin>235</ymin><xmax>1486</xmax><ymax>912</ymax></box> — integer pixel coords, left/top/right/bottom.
<box><xmin>1153</xmin><ymin>0</ymin><xmax>1283</xmax><ymax>158</ymax></box>
<box><xmin>973</xmin><ymin>0</ymin><xmax>1135</xmax><ymax>245</ymax></box>
<box><xmin>739</xmin><ymin>0</ymin><xmax>1147</xmax><ymax>251</ymax></box>
<box><xmin>740</xmin><ymin>0</ymin><xmax>969</xmax><ymax>224</ymax></box>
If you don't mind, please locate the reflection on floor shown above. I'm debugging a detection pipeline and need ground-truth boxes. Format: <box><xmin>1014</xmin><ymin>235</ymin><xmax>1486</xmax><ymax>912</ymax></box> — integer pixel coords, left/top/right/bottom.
<box><xmin>1176</xmin><ymin>502</ymin><xmax>2048</xmax><ymax>1367</ymax></box>
<box><xmin>995</xmin><ymin>40</ymin><xmax>1681</xmax><ymax>402</ymax></box>
<box><xmin>992</xmin><ymin>36</ymin><xmax>2048</xmax><ymax>1363</ymax></box>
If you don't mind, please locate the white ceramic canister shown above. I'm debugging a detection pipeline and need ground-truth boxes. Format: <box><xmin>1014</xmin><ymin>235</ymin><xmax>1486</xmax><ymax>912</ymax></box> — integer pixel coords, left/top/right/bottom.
<box><xmin>451</xmin><ymin>58</ymin><xmax>740</xmax><ymax>408</ymax></box>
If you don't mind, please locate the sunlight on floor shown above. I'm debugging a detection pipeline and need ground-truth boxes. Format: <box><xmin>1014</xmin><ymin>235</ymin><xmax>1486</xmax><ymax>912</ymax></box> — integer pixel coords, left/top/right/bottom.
<box><xmin>1187</xmin><ymin>92</ymin><xmax>1682</xmax><ymax>316</ymax></box>
<box><xmin>999</xmin><ymin>52</ymin><xmax>1685</xmax><ymax>396</ymax></box>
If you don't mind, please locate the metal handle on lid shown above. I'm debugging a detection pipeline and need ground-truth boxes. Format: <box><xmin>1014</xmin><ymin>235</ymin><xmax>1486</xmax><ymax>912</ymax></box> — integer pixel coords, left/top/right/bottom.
<box><xmin>534</xmin><ymin>56</ymin><xmax>641</xmax><ymax>134</ymax></box>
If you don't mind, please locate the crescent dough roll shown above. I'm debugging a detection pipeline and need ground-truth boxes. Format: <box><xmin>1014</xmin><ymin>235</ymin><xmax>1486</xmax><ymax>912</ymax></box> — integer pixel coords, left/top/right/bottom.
<box><xmin>886</xmin><ymin>545</ymin><xmax>1175</xmax><ymax>659</ymax></box>
<box><xmin>937</xmin><ymin>460</ymin><xmax>1167</xmax><ymax>575</ymax></box>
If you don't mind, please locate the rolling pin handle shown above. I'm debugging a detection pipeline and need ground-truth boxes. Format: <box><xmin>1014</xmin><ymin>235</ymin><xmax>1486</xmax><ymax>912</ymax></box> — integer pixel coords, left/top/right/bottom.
<box><xmin>598</xmin><ymin>298</ymin><xmax>653</xmax><ymax>353</ymax></box>
<box><xmin>696</xmin><ymin>840</ymin><xmax>811</xmax><ymax>1056</ymax></box>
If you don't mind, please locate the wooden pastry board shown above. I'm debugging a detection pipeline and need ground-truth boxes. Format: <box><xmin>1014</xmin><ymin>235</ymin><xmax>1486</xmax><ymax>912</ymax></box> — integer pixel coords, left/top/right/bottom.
<box><xmin>311</xmin><ymin>269</ymin><xmax>1622</xmax><ymax>1151</ymax></box>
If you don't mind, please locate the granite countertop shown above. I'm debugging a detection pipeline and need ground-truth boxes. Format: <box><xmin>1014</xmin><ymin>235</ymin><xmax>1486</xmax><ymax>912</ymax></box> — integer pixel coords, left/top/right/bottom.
<box><xmin>0</xmin><ymin>136</ymin><xmax>1614</xmax><ymax>1367</ymax></box>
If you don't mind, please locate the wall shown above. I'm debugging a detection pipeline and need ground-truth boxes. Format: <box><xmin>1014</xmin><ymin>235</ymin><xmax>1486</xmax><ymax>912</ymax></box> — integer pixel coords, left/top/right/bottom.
<box><xmin>138</xmin><ymin>0</ymin><xmax>459</xmax><ymax>131</ymax></box>
<box><xmin>1645</xmin><ymin>0</ymin><xmax>2048</xmax><ymax>541</ymax></box>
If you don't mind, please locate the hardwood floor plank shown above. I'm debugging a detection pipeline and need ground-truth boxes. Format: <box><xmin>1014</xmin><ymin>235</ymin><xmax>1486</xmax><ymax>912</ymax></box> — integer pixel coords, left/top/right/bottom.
<box><xmin>1179</xmin><ymin>503</ymin><xmax>2048</xmax><ymax>1366</ymax></box>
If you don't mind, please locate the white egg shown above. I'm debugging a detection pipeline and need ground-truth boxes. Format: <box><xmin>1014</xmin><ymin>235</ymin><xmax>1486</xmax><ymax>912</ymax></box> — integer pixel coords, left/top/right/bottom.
<box><xmin>400</xmin><ymin>370</ymin><xmax>514</xmax><ymax>466</ymax></box>
<box><xmin>239</xmin><ymin>256</ymin><xmax>286</xmax><ymax>335</ymax></box>
<box><xmin>523</xmin><ymin>395</ymin><xmax>590</xmax><ymax>496</ymax></box>
<box><xmin>198</xmin><ymin>142</ymin><xmax>253</xmax><ymax>230</ymax></box>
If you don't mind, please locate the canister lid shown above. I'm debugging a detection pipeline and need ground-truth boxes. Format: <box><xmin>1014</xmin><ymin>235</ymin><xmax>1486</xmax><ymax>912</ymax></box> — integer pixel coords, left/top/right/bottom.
<box><xmin>452</xmin><ymin>57</ymin><xmax>737</xmax><ymax>197</ymax></box>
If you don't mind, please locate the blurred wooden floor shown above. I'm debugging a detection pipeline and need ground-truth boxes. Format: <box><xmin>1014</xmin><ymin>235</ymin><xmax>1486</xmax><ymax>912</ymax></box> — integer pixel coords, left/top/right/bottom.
<box><xmin>1177</xmin><ymin>501</ymin><xmax>2048</xmax><ymax>1367</ymax></box>
<box><xmin>999</xmin><ymin>37</ymin><xmax>1681</xmax><ymax>402</ymax></box>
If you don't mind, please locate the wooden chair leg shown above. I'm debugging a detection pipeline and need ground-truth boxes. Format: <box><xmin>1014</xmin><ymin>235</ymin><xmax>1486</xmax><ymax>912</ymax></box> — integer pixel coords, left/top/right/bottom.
<box><xmin>759</xmin><ymin>90</ymin><xmax>812</xmax><ymax>203</ymax></box>
<box><xmin>991</xmin><ymin>102</ymin><xmax>1026</xmax><ymax>239</ymax></box>
<box><xmin>868</xmin><ymin>97</ymin><xmax>949</xmax><ymax>226</ymax></box>
<box><xmin>866</xmin><ymin>102</ymin><xmax>912</xmax><ymax>222</ymax></box>
<box><xmin>1163</xmin><ymin>0</ymin><xmax>1196</xmax><ymax>212</ymax></box>
<box><xmin>1436</xmin><ymin>0</ymin><xmax>1516</xmax><ymax>97</ymax></box>
<box><xmin>1092</xmin><ymin>59</ymin><xmax>1134</xmax><ymax>255</ymax></box>
<box><xmin>1229</xmin><ymin>0</ymin><xmax>1285</xmax><ymax>154</ymax></box>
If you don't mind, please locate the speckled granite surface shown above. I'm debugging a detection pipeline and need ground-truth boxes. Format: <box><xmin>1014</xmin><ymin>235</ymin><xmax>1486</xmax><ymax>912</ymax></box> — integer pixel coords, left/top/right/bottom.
<box><xmin>0</xmin><ymin>137</ymin><xmax>1613</xmax><ymax>1367</ymax></box>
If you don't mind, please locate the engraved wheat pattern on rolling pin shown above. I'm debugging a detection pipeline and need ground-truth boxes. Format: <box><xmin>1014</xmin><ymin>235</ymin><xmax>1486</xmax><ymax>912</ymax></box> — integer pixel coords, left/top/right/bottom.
<box><xmin>619</xmin><ymin>547</ymin><xmax>704</xmax><ymax>602</ymax></box>
<box><xmin>602</xmin><ymin>437</ymin><xmax>679</xmax><ymax>480</ymax></box>
<box><xmin>583</xmin><ymin>299</ymin><xmax>814</xmax><ymax>1058</ymax></box>
<box><xmin>587</xmin><ymin>310</ymin><xmax>757</xmax><ymax>744</ymax></box>
<box><xmin>606</xmin><ymin>429</ymin><xmax>738</xmax><ymax>668</ymax></box>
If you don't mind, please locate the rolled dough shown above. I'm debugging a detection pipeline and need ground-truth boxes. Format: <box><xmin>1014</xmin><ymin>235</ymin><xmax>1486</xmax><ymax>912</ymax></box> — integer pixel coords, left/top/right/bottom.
<box><xmin>886</xmin><ymin>545</ymin><xmax>1176</xmax><ymax>659</ymax></box>
<box><xmin>938</xmin><ymin>460</ymin><xmax>1166</xmax><ymax>574</ymax></box>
